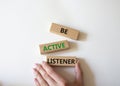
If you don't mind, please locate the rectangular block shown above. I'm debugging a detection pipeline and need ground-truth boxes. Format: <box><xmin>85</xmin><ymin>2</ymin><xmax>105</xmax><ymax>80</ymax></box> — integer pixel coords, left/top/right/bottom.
<box><xmin>39</xmin><ymin>40</ymin><xmax>70</xmax><ymax>54</ymax></box>
<box><xmin>50</xmin><ymin>23</ymin><xmax>80</xmax><ymax>40</ymax></box>
<box><xmin>47</xmin><ymin>56</ymin><xmax>77</xmax><ymax>66</ymax></box>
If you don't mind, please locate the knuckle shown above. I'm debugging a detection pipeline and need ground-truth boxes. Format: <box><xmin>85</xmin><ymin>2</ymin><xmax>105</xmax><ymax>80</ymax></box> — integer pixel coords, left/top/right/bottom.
<box><xmin>47</xmin><ymin>69</ymin><xmax>53</xmax><ymax>74</ymax></box>
<box><xmin>43</xmin><ymin>72</ymin><xmax>49</xmax><ymax>78</ymax></box>
<box><xmin>35</xmin><ymin>71</ymin><xmax>39</xmax><ymax>77</ymax></box>
<box><xmin>37</xmin><ymin>66</ymin><xmax>41</xmax><ymax>71</ymax></box>
<box><xmin>38</xmin><ymin>66</ymin><xmax>41</xmax><ymax>70</ymax></box>
<box><xmin>35</xmin><ymin>72</ymin><xmax>41</xmax><ymax>78</ymax></box>
<box><xmin>36</xmin><ymin>73</ymin><xmax>39</xmax><ymax>78</ymax></box>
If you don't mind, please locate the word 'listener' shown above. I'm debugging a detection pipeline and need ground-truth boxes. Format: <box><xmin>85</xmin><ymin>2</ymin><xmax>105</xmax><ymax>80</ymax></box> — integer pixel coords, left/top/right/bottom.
<box><xmin>47</xmin><ymin>56</ymin><xmax>77</xmax><ymax>66</ymax></box>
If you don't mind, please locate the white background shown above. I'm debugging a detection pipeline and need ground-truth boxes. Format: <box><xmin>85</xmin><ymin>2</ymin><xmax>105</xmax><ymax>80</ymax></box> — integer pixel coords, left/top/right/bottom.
<box><xmin>0</xmin><ymin>0</ymin><xmax>120</xmax><ymax>86</ymax></box>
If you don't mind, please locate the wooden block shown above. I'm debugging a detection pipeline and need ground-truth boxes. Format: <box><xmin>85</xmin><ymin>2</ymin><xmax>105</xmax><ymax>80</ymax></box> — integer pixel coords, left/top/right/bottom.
<box><xmin>47</xmin><ymin>56</ymin><xmax>77</xmax><ymax>66</ymax></box>
<box><xmin>39</xmin><ymin>40</ymin><xmax>70</xmax><ymax>54</ymax></box>
<box><xmin>50</xmin><ymin>23</ymin><xmax>80</xmax><ymax>40</ymax></box>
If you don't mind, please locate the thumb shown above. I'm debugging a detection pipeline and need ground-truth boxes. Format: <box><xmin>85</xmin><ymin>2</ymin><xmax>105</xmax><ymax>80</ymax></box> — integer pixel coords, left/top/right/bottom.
<box><xmin>75</xmin><ymin>60</ymin><xmax>83</xmax><ymax>84</ymax></box>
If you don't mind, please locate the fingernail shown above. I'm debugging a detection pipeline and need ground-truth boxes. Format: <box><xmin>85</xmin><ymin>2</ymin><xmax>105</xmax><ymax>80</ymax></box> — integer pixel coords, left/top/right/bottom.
<box><xmin>35</xmin><ymin>63</ymin><xmax>41</xmax><ymax>67</ymax></box>
<box><xmin>33</xmin><ymin>68</ymin><xmax>37</xmax><ymax>74</ymax></box>
<box><xmin>75</xmin><ymin>60</ymin><xmax>80</xmax><ymax>68</ymax></box>
<box><xmin>33</xmin><ymin>68</ymin><xmax>36</xmax><ymax>71</ymax></box>
<box><xmin>34</xmin><ymin>78</ymin><xmax>38</xmax><ymax>82</ymax></box>
<box><xmin>77</xmin><ymin>60</ymin><xmax>80</xmax><ymax>65</ymax></box>
<box><xmin>34</xmin><ymin>78</ymin><xmax>37</xmax><ymax>80</ymax></box>
<box><xmin>35</xmin><ymin>63</ymin><xmax>39</xmax><ymax>65</ymax></box>
<box><xmin>42</xmin><ymin>61</ymin><xmax>46</xmax><ymax>64</ymax></box>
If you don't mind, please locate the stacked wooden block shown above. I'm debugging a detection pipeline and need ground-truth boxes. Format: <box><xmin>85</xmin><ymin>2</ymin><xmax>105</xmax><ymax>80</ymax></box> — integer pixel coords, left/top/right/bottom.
<box><xmin>39</xmin><ymin>23</ymin><xmax>80</xmax><ymax>66</ymax></box>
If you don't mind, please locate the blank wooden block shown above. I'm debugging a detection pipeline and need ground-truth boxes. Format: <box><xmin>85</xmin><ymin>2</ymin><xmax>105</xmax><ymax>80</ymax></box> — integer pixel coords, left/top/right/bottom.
<box><xmin>39</xmin><ymin>40</ymin><xmax>70</xmax><ymax>54</ymax></box>
<box><xmin>47</xmin><ymin>56</ymin><xmax>77</xmax><ymax>66</ymax></box>
<box><xmin>50</xmin><ymin>23</ymin><xmax>80</xmax><ymax>40</ymax></box>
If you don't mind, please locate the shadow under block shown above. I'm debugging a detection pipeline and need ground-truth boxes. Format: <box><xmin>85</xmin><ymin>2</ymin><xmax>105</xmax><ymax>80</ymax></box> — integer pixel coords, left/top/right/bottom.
<box><xmin>50</xmin><ymin>23</ymin><xmax>80</xmax><ymax>40</ymax></box>
<box><xmin>47</xmin><ymin>56</ymin><xmax>77</xmax><ymax>66</ymax></box>
<box><xmin>39</xmin><ymin>40</ymin><xmax>70</xmax><ymax>54</ymax></box>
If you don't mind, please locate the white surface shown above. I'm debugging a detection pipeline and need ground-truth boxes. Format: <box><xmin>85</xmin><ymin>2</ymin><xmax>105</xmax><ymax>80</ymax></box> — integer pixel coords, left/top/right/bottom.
<box><xmin>0</xmin><ymin>0</ymin><xmax>120</xmax><ymax>86</ymax></box>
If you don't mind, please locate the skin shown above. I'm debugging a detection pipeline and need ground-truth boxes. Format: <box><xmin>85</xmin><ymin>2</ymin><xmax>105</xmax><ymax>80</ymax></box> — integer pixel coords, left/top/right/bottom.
<box><xmin>33</xmin><ymin>61</ymin><xmax>83</xmax><ymax>86</ymax></box>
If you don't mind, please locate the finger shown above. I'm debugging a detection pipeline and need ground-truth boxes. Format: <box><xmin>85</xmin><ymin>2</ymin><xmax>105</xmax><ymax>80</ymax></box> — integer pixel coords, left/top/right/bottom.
<box><xmin>41</xmin><ymin>61</ymin><xmax>65</xmax><ymax>82</ymax></box>
<box><xmin>75</xmin><ymin>60</ymin><xmax>83</xmax><ymax>84</ymax></box>
<box><xmin>36</xmin><ymin>64</ymin><xmax>56</xmax><ymax>86</ymax></box>
<box><xmin>34</xmin><ymin>78</ymin><xmax>41</xmax><ymax>86</ymax></box>
<box><xmin>33</xmin><ymin>68</ymin><xmax>48</xmax><ymax>86</ymax></box>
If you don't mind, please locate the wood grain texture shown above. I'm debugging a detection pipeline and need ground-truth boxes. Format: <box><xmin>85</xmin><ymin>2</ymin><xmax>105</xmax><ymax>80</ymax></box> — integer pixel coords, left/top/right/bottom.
<box><xmin>50</xmin><ymin>23</ymin><xmax>80</xmax><ymax>40</ymax></box>
<box><xmin>47</xmin><ymin>56</ymin><xmax>77</xmax><ymax>66</ymax></box>
<box><xmin>39</xmin><ymin>40</ymin><xmax>70</xmax><ymax>54</ymax></box>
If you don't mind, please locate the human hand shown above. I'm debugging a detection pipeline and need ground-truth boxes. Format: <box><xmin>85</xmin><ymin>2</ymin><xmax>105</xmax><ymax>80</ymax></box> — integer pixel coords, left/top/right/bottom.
<box><xmin>33</xmin><ymin>61</ymin><xmax>83</xmax><ymax>86</ymax></box>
